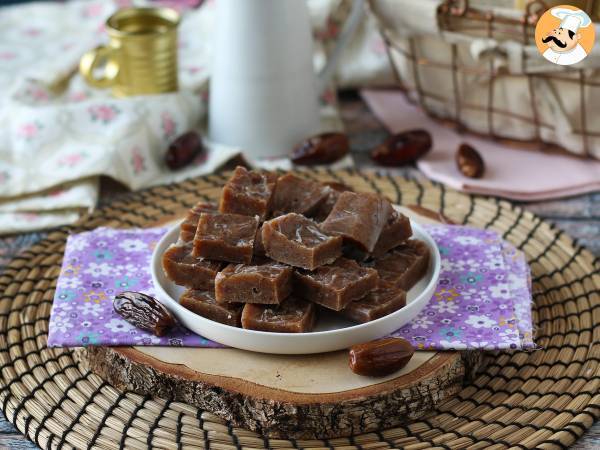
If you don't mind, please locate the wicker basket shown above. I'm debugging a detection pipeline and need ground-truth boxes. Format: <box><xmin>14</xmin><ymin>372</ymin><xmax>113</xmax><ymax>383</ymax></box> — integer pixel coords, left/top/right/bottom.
<box><xmin>369</xmin><ymin>0</ymin><xmax>600</xmax><ymax>160</ymax></box>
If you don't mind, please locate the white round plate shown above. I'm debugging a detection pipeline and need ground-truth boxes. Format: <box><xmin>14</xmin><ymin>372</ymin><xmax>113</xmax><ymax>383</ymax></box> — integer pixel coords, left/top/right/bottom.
<box><xmin>151</xmin><ymin>213</ymin><xmax>441</xmax><ymax>355</ymax></box>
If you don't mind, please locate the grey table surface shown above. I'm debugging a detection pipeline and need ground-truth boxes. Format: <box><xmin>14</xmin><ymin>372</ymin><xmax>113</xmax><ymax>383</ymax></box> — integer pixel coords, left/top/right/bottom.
<box><xmin>0</xmin><ymin>92</ymin><xmax>597</xmax><ymax>449</ymax></box>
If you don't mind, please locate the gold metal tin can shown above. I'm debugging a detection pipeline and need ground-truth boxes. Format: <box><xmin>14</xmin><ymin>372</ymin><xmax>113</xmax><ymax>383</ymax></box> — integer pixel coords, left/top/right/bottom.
<box><xmin>80</xmin><ymin>7</ymin><xmax>180</xmax><ymax>97</ymax></box>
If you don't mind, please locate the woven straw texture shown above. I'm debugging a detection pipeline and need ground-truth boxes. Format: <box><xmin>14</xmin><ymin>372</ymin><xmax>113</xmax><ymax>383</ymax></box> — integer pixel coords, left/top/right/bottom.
<box><xmin>0</xmin><ymin>169</ymin><xmax>598</xmax><ymax>450</ymax></box>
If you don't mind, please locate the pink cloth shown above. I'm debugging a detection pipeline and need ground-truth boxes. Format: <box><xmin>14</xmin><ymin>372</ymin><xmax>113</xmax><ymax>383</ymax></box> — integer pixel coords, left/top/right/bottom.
<box><xmin>362</xmin><ymin>89</ymin><xmax>600</xmax><ymax>201</ymax></box>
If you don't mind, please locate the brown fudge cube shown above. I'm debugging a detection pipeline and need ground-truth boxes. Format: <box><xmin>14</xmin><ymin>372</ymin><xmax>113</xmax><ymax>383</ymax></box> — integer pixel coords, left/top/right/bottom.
<box><xmin>371</xmin><ymin>210</ymin><xmax>413</xmax><ymax>258</ymax></box>
<box><xmin>371</xmin><ymin>240</ymin><xmax>430</xmax><ymax>290</ymax></box>
<box><xmin>215</xmin><ymin>260</ymin><xmax>293</xmax><ymax>304</ymax></box>
<box><xmin>241</xmin><ymin>296</ymin><xmax>316</xmax><ymax>333</ymax></box>
<box><xmin>262</xmin><ymin>213</ymin><xmax>342</xmax><ymax>270</ymax></box>
<box><xmin>179</xmin><ymin>201</ymin><xmax>218</xmax><ymax>242</ymax></box>
<box><xmin>340</xmin><ymin>281</ymin><xmax>406</xmax><ymax>323</ymax></box>
<box><xmin>320</xmin><ymin>191</ymin><xmax>392</xmax><ymax>253</ymax></box>
<box><xmin>192</xmin><ymin>213</ymin><xmax>258</xmax><ymax>263</ymax></box>
<box><xmin>180</xmin><ymin>288</ymin><xmax>242</xmax><ymax>327</ymax></box>
<box><xmin>219</xmin><ymin>166</ymin><xmax>277</xmax><ymax>220</ymax></box>
<box><xmin>294</xmin><ymin>257</ymin><xmax>378</xmax><ymax>311</ymax></box>
<box><xmin>162</xmin><ymin>244</ymin><xmax>222</xmax><ymax>289</ymax></box>
<box><xmin>314</xmin><ymin>182</ymin><xmax>353</xmax><ymax>222</ymax></box>
<box><xmin>270</xmin><ymin>174</ymin><xmax>331</xmax><ymax>217</ymax></box>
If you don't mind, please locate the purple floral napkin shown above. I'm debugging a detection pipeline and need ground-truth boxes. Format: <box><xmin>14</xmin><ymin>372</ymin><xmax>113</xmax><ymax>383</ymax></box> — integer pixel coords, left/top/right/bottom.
<box><xmin>47</xmin><ymin>225</ymin><xmax>535</xmax><ymax>351</ymax></box>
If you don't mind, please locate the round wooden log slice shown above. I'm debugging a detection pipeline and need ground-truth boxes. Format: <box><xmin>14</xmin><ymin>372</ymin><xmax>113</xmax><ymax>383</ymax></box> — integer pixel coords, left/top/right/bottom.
<box><xmin>74</xmin><ymin>347</ymin><xmax>481</xmax><ymax>439</ymax></box>
<box><xmin>74</xmin><ymin>205</ymin><xmax>483</xmax><ymax>439</ymax></box>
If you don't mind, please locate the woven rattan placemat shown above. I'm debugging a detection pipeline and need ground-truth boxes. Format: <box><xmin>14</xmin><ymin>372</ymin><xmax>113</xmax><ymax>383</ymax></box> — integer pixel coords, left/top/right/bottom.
<box><xmin>0</xmin><ymin>169</ymin><xmax>598</xmax><ymax>450</ymax></box>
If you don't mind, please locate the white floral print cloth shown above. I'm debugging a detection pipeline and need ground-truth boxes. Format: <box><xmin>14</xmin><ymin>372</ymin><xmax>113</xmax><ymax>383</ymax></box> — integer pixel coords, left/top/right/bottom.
<box><xmin>47</xmin><ymin>224</ymin><xmax>535</xmax><ymax>351</ymax></box>
<box><xmin>0</xmin><ymin>0</ymin><xmax>392</xmax><ymax>234</ymax></box>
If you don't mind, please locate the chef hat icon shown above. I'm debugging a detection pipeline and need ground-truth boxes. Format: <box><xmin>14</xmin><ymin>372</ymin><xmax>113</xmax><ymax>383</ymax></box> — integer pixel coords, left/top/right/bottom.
<box><xmin>550</xmin><ymin>7</ymin><xmax>592</xmax><ymax>33</ymax></box>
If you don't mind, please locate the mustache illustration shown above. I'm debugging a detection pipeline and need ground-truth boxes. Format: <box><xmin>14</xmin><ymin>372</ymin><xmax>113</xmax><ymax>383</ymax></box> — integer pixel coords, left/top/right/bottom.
<box><xmin>542</xmin><ymin>35</ymin><xmax>567</xmax><ymax>48</ymax></box>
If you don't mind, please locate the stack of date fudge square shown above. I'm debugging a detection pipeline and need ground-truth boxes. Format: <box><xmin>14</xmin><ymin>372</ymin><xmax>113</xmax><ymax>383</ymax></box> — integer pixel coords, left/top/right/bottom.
<box><xmin>162</xmin><ymin>167</ymin><xmax>429</xmax><ymax>333</ymax></box>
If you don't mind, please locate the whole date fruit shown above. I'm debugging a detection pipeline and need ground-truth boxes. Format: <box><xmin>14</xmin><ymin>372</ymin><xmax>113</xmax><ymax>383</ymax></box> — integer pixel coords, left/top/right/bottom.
<box><xmin>349</xmin><ymin>337</ymin><xmax>414</xmax><ymax>377</ymax></box>
<box><xmin>291</xmin><ymin>132</ymin><xmax>349</xmax><ymax>166</ymax></box>
<box><xmin>165</xmin><ymin>131</ymin><xmax>204</xmax><ymax>170</ymax></box>
<box><xmin>114</xmin><ymin>291</ymin><xmax>176</xmax><ymax>337</ymax></box>
<box><xmin>370</xmin><ymin>129</ymin><xmax>432</xmax><ymax>166</ymax></box>
<box><xmin>456</xmin><ymin>143</ymin><xmax>485</xmax><ymax>178</ymax></box>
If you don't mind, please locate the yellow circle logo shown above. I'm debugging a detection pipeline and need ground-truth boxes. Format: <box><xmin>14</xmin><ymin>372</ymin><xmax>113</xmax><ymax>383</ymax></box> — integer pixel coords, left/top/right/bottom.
<box><xmin>535</xmin><ymin>5</ymin><xmax>595</xmax><ymax>66</ymax></box>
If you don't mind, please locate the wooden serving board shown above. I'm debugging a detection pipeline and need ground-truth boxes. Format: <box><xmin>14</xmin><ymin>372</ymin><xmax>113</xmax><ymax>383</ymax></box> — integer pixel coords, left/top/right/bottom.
<box><xmin>74</xmin><ymin>206</ymin><xmax>482</xmax><ymax>439</ymax></box>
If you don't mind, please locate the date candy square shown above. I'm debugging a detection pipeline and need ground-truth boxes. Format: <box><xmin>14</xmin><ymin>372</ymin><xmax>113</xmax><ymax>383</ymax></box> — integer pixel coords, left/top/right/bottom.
<box><xmin>215</xmin><ymin>260</ymin><xmax>293</xmax><ymax>305</ymax></box>
<box><xmin>241</xmin><ymin>296</ymin><xmax>316</xmax><ymax>333</ymax></box>
<box><xmin>219</xmin><ymin>166</ymin><xmax>277</xmax><ymax>220</ymax></box>
<box><xmin>180</xmin><ymin>288</ymin><xmax>243</xmax><ymax>327</ymax></box>
<box><xmin>371</xmin><ymin>210</ymin><xmax>413</xmax><ymax>258</ymax></box>
<box><xmin>262</xmin><ymin>213</ymin><xmax>342</xmax><ymax>270</ymax></box>
<box><xmin>320</xmin><ymin>191</ymin><xmax>392</xmax><ymax>253</ymax></box>
<box><xmin>192</xmin><ymin>212</ymin><xmax>259</xmax><ymax>264</ymax></box>
<box><xmin>294</xmin><ymin>257</ymin><xmax>378</xmax><ymax>311</ymax></box>
<box><xmin>270</xmin><ymin>173</ymin><xmax>331</xmax><ymax>217</ymax></box>
<box><xmin>371</xmin><ymin>239</ymin><xmax>430</xmax><ymax>290</ymax></box>
<box><xmin>162</xmin><ymin>244</ymin><xmax>222</xmax><ymax>290</ymax></box>
<box><xmin>340</xmin><ymin>281</ymin><xmax>406</xmax><ymax>323</ymax></box>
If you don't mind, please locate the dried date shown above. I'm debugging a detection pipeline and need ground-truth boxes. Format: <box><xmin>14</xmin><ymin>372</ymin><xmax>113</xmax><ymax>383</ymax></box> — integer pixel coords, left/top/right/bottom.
<box><xmin>113</xmin><ymin>291</ymin><xmax>176</xmax><ymax>337</ymax></box>
<box><xmin>349</xmin><ymin>337</ymin><xmax>414</xmax><ymax>377</ymax></box>
<box><xmin>370</xmin><ymin>129</ymin><xmax>432</xmax><ymax>166</ymax></box>
<box><xmin>291</xmin><ymin>132</ymin><xmax>349</xmax><ymax>166</ymax></box>
<box><xmin>165</xmin><ymin>131</ymin><xmax>204</xmax><ymax>170</ymax></box>
<box><xmin>456</xmin><ymin>143</ymin><xmax>485</xmax><ymax>178</ymax></box>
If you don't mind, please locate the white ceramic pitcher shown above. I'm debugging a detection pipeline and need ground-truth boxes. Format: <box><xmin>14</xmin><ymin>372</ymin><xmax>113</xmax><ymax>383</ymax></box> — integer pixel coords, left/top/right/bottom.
<box><xmin>209</xmin><ymin>0</ymin><xmax>364</xmax><ymax>160</ymax></box>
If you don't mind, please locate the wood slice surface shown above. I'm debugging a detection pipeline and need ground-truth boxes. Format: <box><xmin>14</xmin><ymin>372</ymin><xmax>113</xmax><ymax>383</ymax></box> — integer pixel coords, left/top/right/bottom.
<box><xmin>75</xmin><ymin>206</ymin><xmax>483</xmax><ymax>439</ymax></box>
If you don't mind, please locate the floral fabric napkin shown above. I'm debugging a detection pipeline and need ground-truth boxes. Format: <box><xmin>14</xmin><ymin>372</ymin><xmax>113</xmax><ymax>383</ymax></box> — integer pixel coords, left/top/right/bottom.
<box><xmin>0</xmin><ymin>0</ymin><xmax>393</xmax><ymax>234</ymax></box>
<box><xmin>47</xmin><ymin>224</ymin><xmax>535</xmax><ymax>351</ymax></box>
